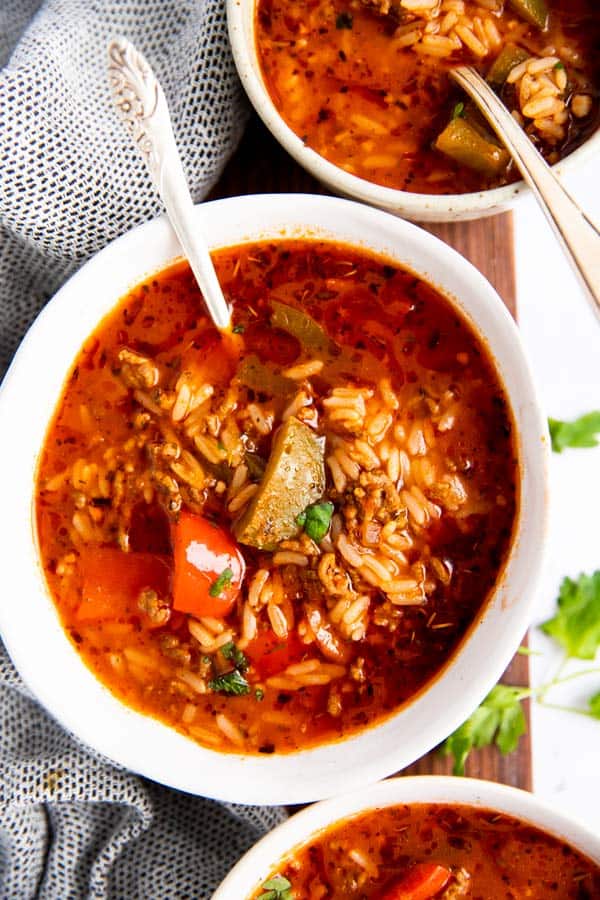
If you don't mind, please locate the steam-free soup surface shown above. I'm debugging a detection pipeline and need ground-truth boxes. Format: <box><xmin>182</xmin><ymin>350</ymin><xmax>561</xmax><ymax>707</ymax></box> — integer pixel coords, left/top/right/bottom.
<box><xmin>36</xmin><ymin>240</ymin><xmax>517</xmax><ymax>754</ymax></box>
<box><xmin>249</xmin><ymin>803</ymin><xmax>600</xmax><ymax>898</ymax></box>
<box><xmin>256</xmin><ymin>0</ymin><xmax>600</xmax><ymax>194</ymax></box>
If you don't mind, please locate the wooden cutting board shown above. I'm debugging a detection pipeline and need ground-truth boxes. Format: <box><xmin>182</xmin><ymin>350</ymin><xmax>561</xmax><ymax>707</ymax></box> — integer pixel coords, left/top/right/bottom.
<box><xmin>210</xmin><ymin>116</ymin><xmax>531</xmax><ymax>790</ymax></box>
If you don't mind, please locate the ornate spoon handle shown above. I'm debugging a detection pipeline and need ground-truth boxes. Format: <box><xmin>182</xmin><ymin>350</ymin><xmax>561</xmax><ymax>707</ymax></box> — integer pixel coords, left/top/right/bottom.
<box><xmin>452</xmin><ymin>65</ymin><xmax>600</xmax><ymax>323</ymax></box>
<box><xmin>107</xmin><ymin>37</ymin><xmax>231</xmax><ymax>331</ymax></box>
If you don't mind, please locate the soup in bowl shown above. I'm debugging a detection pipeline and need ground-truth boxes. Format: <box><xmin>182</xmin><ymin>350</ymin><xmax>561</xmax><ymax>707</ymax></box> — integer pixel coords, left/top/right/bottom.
<box><xmin>0</xmin><ymin>195</ymin><xmax>547</xmax><ymax>803</ymax></box>
<box><xmin>213</xmin><ymin>777</ymin><xmax>600</xmax><ymax>898</ymax></box>
<box><xmin>228</xmin><ymin>0</ymin><xmax>600</xmax><ymax>220</ymax></box>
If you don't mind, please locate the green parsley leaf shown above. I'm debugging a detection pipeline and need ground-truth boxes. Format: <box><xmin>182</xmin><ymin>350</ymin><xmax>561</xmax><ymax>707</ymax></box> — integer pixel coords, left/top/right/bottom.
<box><xmin>208</xmin><ymin>567</ymin><xmax>234</xmax><ymax>598</ymax></box>
<box><xmin>258</xmin><ymin>875</ymin><xmax>292</xmax><ymax>900</ymax></box>
<box><xmin>233</xmin><ymin>323</ymin><xmax>245</xmax><ymax>334</ymax></box>
<box><xmin>588</xmin><ymin>691</ymin><xmax>600</xmax><ymax>720</ymax></box>
<box><xmin>554</xmin><ymin>61</ymin><xmax>565</xmax><ymax>71</ymax></box>
<box><xmin>298</xmin><ymin>501</ymin><xmax>334</xmax><ymax>542</ymax></box>
<box><xmin>548</xmin><ymin>412</ymin><xmax>600</xmax><ymax>453</ymax></box>
<box><xmin>452</xmin><ymin>101</ymin><xmax>465</xmax><ymax>119</ymax></box>
<box><xmin>442</xmin><ymin>685</ymin><xmax>526</xmax><ymax>775</ymax></box>
<box><xmin>255</xmin><ymin>688</ymin><xmax>265</xmax><ymax>701</ymax></box>
<box><xmin>208</xmin><ymin>669</ymin><xmax>250</xmax><ymax>695</ymax></box>
<box><xmin>336</xmin><ymin>11</ymin><xmax>353</xmax><ymax>29</ymax></box>
<box><xmin>221</xmin><ymin>641</ymin><xmax>249</xmax><ymax>672</ymax></box>
<box><xmin>541</xmin><ymin>571</ymin><xmax>600</xmax><ymax>659</ymax></box>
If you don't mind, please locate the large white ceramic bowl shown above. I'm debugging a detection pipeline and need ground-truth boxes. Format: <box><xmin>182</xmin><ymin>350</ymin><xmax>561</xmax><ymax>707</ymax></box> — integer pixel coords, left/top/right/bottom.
<box><xmin>0</xmin><ymin>194</ymin><xmax>548</xmax><ymax>804</ymax></box>
<box><xmin>227</xmin><ymin>0</ymin><xmax>600</xmax><ymax>222</ymax></box>
<box><xmin>213</xmin><ymin>776</ymin><xmax>600</xmax><ymax>898</ymax></box>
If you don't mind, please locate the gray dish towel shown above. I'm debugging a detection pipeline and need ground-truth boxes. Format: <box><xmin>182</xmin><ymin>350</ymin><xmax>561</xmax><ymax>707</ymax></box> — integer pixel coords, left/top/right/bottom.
<box><xmin>0</xmin><ymin>2</ymin><xmax>287</xmax><ymax>897</ymax></box>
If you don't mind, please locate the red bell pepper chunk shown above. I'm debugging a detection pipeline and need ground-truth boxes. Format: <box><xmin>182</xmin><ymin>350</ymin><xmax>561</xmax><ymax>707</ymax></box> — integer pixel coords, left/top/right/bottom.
<box><xmin>172</xmin><ymin>512</ymin><xmax>245</xmax><ymax>619</ymax></box>
<box><xmin>380</xmin><ymin>863</ymin><xmax>452</xmax><ymax>900</ymax></box>
<box><xmin>245</xmin><ymin>629</ymin><xmax>303</xmax><ymax>678</ymax></box>
<box><xmin>77</xmin><ymin>547</ymin><xmax>171</xmax><ymax>622</ymax></box>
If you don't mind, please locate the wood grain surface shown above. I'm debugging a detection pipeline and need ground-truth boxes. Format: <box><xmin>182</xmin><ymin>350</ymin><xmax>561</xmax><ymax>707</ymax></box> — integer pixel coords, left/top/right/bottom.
<box><xmin>211</xmin><ymin>115</ymin><xmax>531</xmax><ymax>790</ymax></box>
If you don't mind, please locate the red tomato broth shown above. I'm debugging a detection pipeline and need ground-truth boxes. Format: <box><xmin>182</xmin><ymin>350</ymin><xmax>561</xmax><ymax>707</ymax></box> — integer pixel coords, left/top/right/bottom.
<box><xmin>36</xmin><ymin>240</ymin><xmax>518</xmax><ymax>754</ymax></box>
<box><xmin>255</xmin><ymin>0</ymin><xmax>600</xmax><ymax>195</ymax></box>
<box><xmin>249</xmin><ymin>804</ymin><xmax>600</xmax><ymax>899</ymax></box>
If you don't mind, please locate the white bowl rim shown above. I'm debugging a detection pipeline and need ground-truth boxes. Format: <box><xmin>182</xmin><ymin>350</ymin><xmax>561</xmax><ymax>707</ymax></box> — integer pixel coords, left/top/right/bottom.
<box><xmin>0</xmin><ymin>193</ymin><xmax>548</xmax><ymax>804</ymax></box>
<box><xmin>227</xmin><ymin>0</ymin><xmax>600</xmax><ymax>221</ymax></box>
<box><xmin>212</xmin><ymin>775</ymin><xmax>600</xmax><ymax>899</ymax></box>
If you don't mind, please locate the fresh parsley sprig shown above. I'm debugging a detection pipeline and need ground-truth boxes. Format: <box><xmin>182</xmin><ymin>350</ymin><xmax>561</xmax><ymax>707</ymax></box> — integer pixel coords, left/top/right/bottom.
<box><xmin>209</xmin><ymin>567</ymin><xmax>234</xmax><ymax>597</ymax></box>
<box><xmin>258</xmin><ymin>874</ymin><xmax>293</xmax><ymax>900</ymax></box>
<box><xmin>297</xmin><ymin>501</ymin><xmax>334</xmax><ymax>542</ymax></box>
<box><xmin>208</xmin><ymin>642</ymin><xmax>251</xmax><ymax>695</ymax></box>
<box><xmin>221</xmin><ymin>640</ymin><xmax>249</xmax><ymax>672</ymax></box>
<box><xmin>208</xmin><ymin>669</ymin><xmax>250</xmax><ymax>696</ymax></box>
<box><xmin>541</xmin><ymin>571</ymin><xmax>600</xmax><ymax>659</ymax></box>
<box><xmin>549</xmin><ymin>412</ymin><xmax>600</xmax><ymax>453</ymax></box>
<box><xmin>443</xmin><ymin>570</ymin><xmax>600</xmax><ymax>773</ymax></box>
<box><xmin>443</xmin><ymin>685</ymin><xmax>527</xmax><ymax>775</ymax></box>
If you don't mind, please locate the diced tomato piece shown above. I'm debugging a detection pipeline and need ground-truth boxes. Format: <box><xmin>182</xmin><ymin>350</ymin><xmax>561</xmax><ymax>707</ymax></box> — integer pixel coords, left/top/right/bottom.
<box><xmin>172</xmin><ymin>512</ymin><xmax>245</xmax><ymax>619</ymax></box>
<box><xmin>380</xmin><ymin>864</ymin><xmax>452</xmax><ymax>900</ymax></box>
<box><xmin>245</xmin><ymin>629</ymin><xmax>303</xmax><ymax>678</ymax></box>
<box><xmin>181</xmin><ymin>339</ymin><xmax>237</xmax><ymax>387</ymax></box>
<box><xmin>77</xmin><ymin>547</ymin><xmax>171</xmax><ymax>622</ymax></box>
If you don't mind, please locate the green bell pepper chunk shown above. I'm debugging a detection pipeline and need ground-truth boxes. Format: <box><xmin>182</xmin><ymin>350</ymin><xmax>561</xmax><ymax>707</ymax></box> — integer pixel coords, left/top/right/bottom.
<box><xmin>487</xmin><ymin>44</ymin><xmax>530</xmax><ymax>86</ymax></box>
<box><xmin>233</xmin><ymin>417</ymin><xmax>325</xmax><ymax>550</ymax></box>
<box><xmin>435</xmin><ymin>118</ymin><xmax>510</xmax><ymax>178</ymax></box>
<box><xmin>236</xmin><ymin>354</ymin><xmax>295</xmax><ymax>397</ymax></box>
<box><xmin>270</xmin><ymin>300</ymin><xmax>333</xmax><ymax>355</ymax></box>
<box><xmin>508</xmin><ymin>0</ymin><xmax>548</xmax><ymax>30</ymax></box>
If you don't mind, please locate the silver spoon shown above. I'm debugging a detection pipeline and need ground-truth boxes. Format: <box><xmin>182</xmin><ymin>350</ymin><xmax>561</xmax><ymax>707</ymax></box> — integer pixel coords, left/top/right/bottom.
<box><xmin>107</xmin><ymin>38</ymin><xmax>231</xmax><ymax>331</ymax></box>
<box><xmin>451</xmin><ymin>65</ymin><xmax>600</xmax><ymax>323</ymax></box>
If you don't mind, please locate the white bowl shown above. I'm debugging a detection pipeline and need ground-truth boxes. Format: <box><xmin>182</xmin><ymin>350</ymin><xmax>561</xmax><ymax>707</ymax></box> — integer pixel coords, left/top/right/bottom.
<box><xmin>0</xmin><ymin>194</ymin><xmax>548</xmax><ymax>804</ymax></box>
<box><xmin>213</xmin><ymin>776</ymin><xmax>600</xmax><ymax>898</ymax></box>
<box><xmin>227</xmin><ymin>0</ymin><xmax>600</xmax><ymax>222</ymax></box>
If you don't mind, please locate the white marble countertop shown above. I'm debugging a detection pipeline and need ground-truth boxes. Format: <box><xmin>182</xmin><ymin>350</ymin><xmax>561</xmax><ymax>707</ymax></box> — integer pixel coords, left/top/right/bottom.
<box><xmin>513</xmin><ymin>161</ymin><xmax>600</xmax><ymax>831</ymax></box>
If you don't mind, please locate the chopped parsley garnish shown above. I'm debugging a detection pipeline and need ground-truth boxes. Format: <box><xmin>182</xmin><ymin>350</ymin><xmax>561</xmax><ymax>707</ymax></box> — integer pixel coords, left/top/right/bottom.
<box><xmin>296</xmin><ymin>500</ymin><xmax>334</xmax><ymax>542</ymax></box>
<box><xmin>452</xmin><ymin>101</ymin><xmax>465</xmax><ymax>120</ymax></box>
<box><xmin>221</xmin><ymin>641</ymin><xmax>249</xmax><ymax>672</ymax></box>
<box><xmin>548</xmin><ymin>411</ymin><xmax>600</xmax><ymax>453</ymax></box>
<box><xmin>255</xmin><ymin>688</ymin><xmax>265</xmax><ymax>701</ymax></box>
<box><xmin>258</xmin><ymin>874</ymin><xmax>293</xmax><ymax>900</ymax></box>
<box><xmin>336</xmin><ymin>11</ymin><xmax>353</xmax><ymax>29</ymax></box>
<box><xmin>443</xmin><ymin>570</ymin><xmax>600</xmax><ymax>773</ymax></box>
<box><xmin>208</xmin><ymin>669</ymin><xmax>250</xmax><ymax>696</ymax></box>
<box><xmin>208</xmin><ymin>567</ymin><xmax>234</xmax><ymax>597</ymax></box>
<box><xmin>233</xmin><ymin>323</ymin><xmax>245</xmax><ymax>334</ymax></box>
<box><xmin>554</xmin><ymin>60</ymin><xmax>565</xmax><ymax>71</ymax></box>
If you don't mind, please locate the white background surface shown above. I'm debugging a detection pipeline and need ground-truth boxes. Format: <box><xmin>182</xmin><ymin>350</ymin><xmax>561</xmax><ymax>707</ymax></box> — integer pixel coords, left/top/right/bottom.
<box><xmin>514</xmin><ymin>162</ymin><xmax>600</xmax><ymax>831</ymax></box>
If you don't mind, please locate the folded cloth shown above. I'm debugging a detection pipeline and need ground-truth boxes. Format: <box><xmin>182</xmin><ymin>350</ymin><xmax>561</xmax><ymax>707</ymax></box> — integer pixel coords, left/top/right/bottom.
<box><xmin>0</xmin><ymin>3</ymin><xmax>286</xmax><ymax>898</ymax></box>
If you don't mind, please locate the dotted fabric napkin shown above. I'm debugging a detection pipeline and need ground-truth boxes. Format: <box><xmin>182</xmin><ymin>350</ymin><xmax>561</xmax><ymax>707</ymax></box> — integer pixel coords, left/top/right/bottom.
<box><xmin>0</xmin><ymin>2</ymin><xmax>286</xmax><ymax>897</ymax></box>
